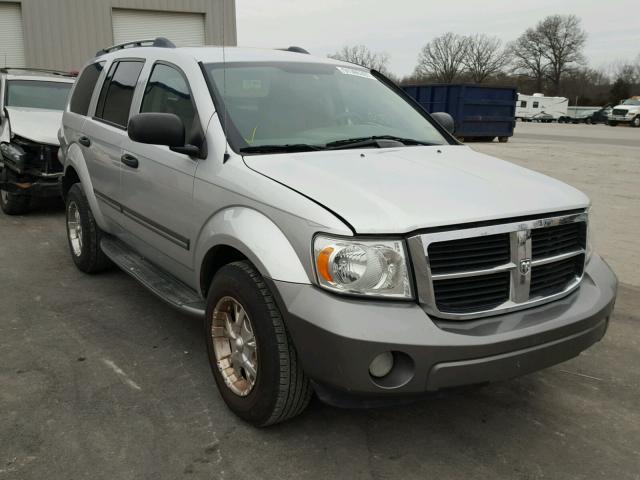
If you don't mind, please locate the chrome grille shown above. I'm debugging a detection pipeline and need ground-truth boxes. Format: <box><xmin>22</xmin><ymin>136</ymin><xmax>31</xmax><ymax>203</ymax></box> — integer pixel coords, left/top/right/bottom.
<box><xmin>408</xmin><ymin>212</ymin><xmax>588</xmax><ymax>320</ymax></box>
<box><xmin>612</xmin><ymin>108</ymin><xmax>627</xmax><ymax>116</ymax></box>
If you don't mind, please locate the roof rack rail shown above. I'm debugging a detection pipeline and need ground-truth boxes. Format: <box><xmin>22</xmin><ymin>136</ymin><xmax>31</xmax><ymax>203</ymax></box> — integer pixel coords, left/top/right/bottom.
<box><xmin>96</xmin><ymin>37</ymin><xmax>176</xmax><ymax>57</ymax></box>
<box><xmin>0</xmin><ymin>67</ymin><xmax>77</xmax><ymax>77</ymax></box>
<box><xmin>278</xmin><ymin>46</ymin><xmax>310</xmax><ymax>54</ymax></box>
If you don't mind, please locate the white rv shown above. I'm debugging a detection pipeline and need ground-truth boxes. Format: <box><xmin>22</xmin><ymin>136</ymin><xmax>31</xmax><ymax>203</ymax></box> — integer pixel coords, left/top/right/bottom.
<box><xmin>516</xmin><ymin>93</ymin><xmax>568</xmax><ymax>122</ymax></box>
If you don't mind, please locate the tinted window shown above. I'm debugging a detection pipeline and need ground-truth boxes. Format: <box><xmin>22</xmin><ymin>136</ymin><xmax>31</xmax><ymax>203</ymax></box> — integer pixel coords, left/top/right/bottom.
<box><xmin>95</xmin><ymin>60</ymin><xmax>144</xmax><ymax>128</ymax></box>
<box><xmin>533</xmin><ymin>101</ymin><xmax>539</xmax><ymax>108</ymax></box>
<box><xmin>7</xmin><ymin>80</ymin><xmax>72</xmax><ymax>110</ymax></box>
<box><xmin>141</xmin><ymin>63</ymin><xmax>197</xmax><ymax>135</ymax></box>
<box><xmin>70</xmin><ymin>62</ymin><xmax>105</xmax><ymax>115</ymax></box>
<box><xmin>520</xmin><ymin>101</ymin><xmax>527</xmax><ymax>108</ymax></box>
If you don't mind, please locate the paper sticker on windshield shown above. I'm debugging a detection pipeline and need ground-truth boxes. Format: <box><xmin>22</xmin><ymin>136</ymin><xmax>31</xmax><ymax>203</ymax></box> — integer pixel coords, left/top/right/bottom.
<box><xmin>336</xmin><ymin>66</ymin><xmax>375</xmax><ymax>79</ymax></box>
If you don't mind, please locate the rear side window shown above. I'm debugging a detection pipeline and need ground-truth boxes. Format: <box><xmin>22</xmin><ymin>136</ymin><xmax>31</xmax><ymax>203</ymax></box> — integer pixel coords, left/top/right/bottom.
<box><xmin>95</xmin><ymin>60</ymin><xmax>144</xmax><ymax>128</ymax></box>
<box><xmin>533</xmin><ymin>101</ymin><xmax>539</xmax><ymax>108</ymax></box>
<box><xmin>520</xmin><ymin>101</ymin><xmax>527</xmax><ymax>108</ymax></box>
<box><xmin>70</xmin><ymin>62</ymin><xmax>105</xmax><ymax>115</ymax></box>
<box><xmin>140</xmin><ymin>63</ymin><xmax>197</xmax><ymax>136</ymax></box>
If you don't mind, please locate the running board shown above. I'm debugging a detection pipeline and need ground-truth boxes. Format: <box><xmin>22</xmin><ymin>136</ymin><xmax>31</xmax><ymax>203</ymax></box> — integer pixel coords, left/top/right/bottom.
<box><xmin>100</xmin><ymin>236</ymin><xmax>205</xmax><ymax>318</ymax></box>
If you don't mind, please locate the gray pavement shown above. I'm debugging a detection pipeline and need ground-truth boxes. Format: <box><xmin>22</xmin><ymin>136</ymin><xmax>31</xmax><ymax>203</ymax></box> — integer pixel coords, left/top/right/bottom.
<box><xmin>1</xmin><ymin>122</ymin><xmax>639</xmax><ymax>479</ymax></box>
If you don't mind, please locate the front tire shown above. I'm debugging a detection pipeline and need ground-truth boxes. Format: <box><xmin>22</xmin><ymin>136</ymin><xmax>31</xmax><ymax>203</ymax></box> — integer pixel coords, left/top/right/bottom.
<box><xmin>0</xmin><ymin>188</ymin><xmax>30</xmax><ymax>215</ymax></box>
<box><xmin>608</xmin><ymin>121</ymin><xmax>618</xmax><ymax>127</ymax></box>
<box><xmin>205</xmin><ymin>261</ymin><xmax>312</xmax><ymax>427</ymax></box>
<box><xmin>631</xmin><ymin>116</ymin><xmax>640</xmax><ymax>128</ymax></box>
<box><xmin>65</xmin><ymin>183</ymin><xmax>111</xmax><ymax>273</ymax></box>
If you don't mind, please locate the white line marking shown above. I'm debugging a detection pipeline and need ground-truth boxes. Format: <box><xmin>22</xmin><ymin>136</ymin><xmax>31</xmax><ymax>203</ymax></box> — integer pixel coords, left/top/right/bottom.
<box><xmin>102</xmin><ymin>359</ymin><xmax>142</xmax><ymax>391</ymax></box>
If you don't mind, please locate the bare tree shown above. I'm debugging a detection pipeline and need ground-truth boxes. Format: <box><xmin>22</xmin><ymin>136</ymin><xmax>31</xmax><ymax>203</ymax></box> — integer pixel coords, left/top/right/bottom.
<box><xmin>536</xmin><ymin>15</ymin><xmax>587</xmax><ymax>94</ymax></box>
<box><xmin>414</xmin><ymin>32</ymin><xmax>469</xmax><ymax>83</ymax></box>
<box><xmin>328</xmin><ymin>45</ymin><xmax>390</xmax><ymax>73</ymax></box>
<box><xmin>508</xmin><ymin>28</ymin><xmax>548</xmax><ymax>92</ymax></box>
<box><xmin>463</xmin><ymin>34</ymin><xmax>510</xmax><ymax>83</ymax></box>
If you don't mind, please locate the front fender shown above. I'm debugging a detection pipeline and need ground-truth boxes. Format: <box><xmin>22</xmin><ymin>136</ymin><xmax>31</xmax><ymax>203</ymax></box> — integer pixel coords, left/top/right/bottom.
<box><xmin>194</xmin><ymin>207</ymin><xmax>311</xmax><ymax>286</ymax></box>
<box><xmin>64</xmin><ymin>143</ymin><xmax>108</xmax><ymax>230</ymax></box>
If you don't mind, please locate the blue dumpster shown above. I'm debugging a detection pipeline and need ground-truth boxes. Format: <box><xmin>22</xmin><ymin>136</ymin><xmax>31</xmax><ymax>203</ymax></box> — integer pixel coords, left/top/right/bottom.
<box><xmin>403</xmin><ymin>84</ymin><xmax>517</xmax><ymax>142</ymax></box>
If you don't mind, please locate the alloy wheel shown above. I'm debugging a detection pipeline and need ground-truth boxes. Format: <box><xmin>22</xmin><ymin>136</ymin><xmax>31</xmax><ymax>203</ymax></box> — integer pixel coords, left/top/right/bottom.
<box><xmin>211</xmin><ymin>296</ymin><xmax>258</xmax><ymax>396</ymax></box>
<box><xmin>67</xmin><ymin>201</ymin><xmax>83</xmax><ymax>256</ymax></box>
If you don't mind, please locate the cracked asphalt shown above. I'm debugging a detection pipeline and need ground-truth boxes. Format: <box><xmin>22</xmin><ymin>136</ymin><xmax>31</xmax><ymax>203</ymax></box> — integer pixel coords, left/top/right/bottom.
<box><xmin>1</xmin><ymin>122</ymin><xmax>639</xmax><ymax>479</ymax></box>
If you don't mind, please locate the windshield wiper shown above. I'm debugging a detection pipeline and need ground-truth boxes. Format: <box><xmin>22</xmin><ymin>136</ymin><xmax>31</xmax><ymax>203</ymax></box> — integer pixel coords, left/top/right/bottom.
<box><xmin>325</xmin><ymin>135</ymin><xmax>437</xmax><ymax>150</ymax></box>
<box><xmin>239</xmin><ymin>144</ymin><xmax>325</xmax><ymax>154</ymax></box>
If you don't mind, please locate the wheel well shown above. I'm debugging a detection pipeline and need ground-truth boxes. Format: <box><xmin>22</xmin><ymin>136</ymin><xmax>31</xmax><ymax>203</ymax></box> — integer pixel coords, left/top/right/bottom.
<box><xmin>200</xmin><ymin>245</ymin><xmax>247</xmax><ymax>297</ymax></box>
<box><xmin>61</xmin><ymin>167</ymin><xmax>80</xmax><ymax>201</ymax></box>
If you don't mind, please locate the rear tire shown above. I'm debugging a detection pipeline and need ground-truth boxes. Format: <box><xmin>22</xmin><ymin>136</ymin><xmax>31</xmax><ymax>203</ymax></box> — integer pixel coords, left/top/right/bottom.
<box><xmin>205</xmin><ymin>261</ymin><xmax>312</xmax><ymax>427</ymax></box>
<box><xmin>498</xmin><ymin>136</ymin><xmax>509</xmax><ymax>143</ymax></box>
<box><xmin>0</xmin><ymin>188</ymin><xmax>30</xmax><ymax>215</ymax></box>
<box><xmin>65</xmin><ymin>183</ymin><xmax>111</xmax><ymax>273</ymax></box>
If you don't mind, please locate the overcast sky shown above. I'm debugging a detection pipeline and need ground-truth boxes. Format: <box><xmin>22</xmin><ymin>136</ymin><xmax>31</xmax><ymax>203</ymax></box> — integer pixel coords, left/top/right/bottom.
<box><xmin>235</xmin><ymin>0</ymin><xmax>639</xmax><ymax>77</ymax></box>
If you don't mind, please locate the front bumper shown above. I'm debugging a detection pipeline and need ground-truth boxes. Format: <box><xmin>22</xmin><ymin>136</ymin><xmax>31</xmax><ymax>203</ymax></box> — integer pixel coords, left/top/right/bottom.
<box><xmin>0</xmin><ymin>176</ymin><xmax>62</xmax><ymax>198</ymax></box>
<box><xmin>273</xmin><ymin>254</ymin><xmax>617</xmax><ymax>406</ymax></box>
<box><xmin>609</xmin><ymin>115</ymin><xmax>632</xmax><ymax>122</ymax></box>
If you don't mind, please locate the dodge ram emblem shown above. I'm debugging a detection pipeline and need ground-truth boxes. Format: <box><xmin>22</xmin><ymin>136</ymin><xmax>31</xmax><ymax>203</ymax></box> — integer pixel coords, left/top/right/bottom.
<box><xmin>519</xmin><ymin>259</ymin><xmax>532</xmax><ymax>275</ymax></box>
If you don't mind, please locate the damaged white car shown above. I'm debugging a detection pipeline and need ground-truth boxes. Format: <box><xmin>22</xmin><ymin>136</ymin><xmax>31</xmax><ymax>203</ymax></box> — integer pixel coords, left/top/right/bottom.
<box><xmin>0</xmin><ymin>68</ymin><xmax>75</xmax><ymax>214</ymax></box>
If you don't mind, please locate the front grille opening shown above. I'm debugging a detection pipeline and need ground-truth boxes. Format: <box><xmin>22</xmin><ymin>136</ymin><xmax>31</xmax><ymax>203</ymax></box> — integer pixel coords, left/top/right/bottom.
<box><xmin>532</xmin><ymin>222</ymin><xmax>586</xmax><ymax>259</ymax></box>
<box><xmin>530</xmin><ymin>255</ymin><xmax>585</xmax><ymax>298</ymax></box>
<box><xmin>428</xmin><ymin>233</ymin><xmax>510</xmax><ymax>274</ymax></box>
<box><xmin>433</xmin><ymin>271</ymin><xmax>510</xmax><ymax>313</ymax></box>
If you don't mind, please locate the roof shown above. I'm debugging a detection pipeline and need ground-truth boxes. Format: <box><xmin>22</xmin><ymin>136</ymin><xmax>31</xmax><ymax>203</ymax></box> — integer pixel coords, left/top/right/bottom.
<box><xmin>96</xmin><ymin>45</ymin><xmax>356</xmax><ymax>68</ymax></box>
<box><xmin>1</xmin><ymin>68</ymin><xmax>76</xmax><ymax>83</ymax></box>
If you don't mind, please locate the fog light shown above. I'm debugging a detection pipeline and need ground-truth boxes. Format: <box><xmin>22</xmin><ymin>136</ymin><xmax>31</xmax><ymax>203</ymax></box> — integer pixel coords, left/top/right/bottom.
<box><xmin>369</xmin><ymin>352</ymin><xmax>394</xmax><ymax>378</ymax></box>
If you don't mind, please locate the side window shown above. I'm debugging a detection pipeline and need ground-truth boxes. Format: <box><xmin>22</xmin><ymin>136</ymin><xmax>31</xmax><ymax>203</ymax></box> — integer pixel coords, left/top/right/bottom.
<box><xmin>533</xmin><ymin>101</ymin><xmax>539</xmax><ymax>108</ymax></box>
<box><xmin>520</xmin><ymin>101</ymin><xmax>527</xmax><ymax>108</ymax></box>
<box><xmin>95</xmin><ymin>60</ymin><xmax>144</xmax><ymax>128</ymax></box>
<box><xmin>70</xmin><ymin>62</ymin><xmax>105</xmax><ymax>115</ymax></box>
<box><xmin>140</xmin><ymin>63</ymin><xmax>197</xmax><ymax>136</ymax></box>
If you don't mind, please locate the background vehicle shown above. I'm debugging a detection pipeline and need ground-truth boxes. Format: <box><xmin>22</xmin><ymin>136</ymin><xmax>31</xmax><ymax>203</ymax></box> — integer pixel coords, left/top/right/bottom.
<box><xmin>585</xmin><ymin>106</ymin><xmax>612</xmax><ymax>124</ymax></box>
<box><xmin>560</xmin><ymin>106</ymin><xmax>601</xmax><ymax>124</ymax></box>
<box><xmin>59</xmin><ymin>39</ymin><xmax>617</xmax><ymax>427</ymax></box>
<box><xmin>608</xmin><ymin>97</ymin><xmax>640</xmax><ymax>127</ymax></box>
<box><xmin>516</xmin><ymin>93</ymin><xmax>568</xmax><ymax>121</ymax></box>
<box><xmin>0</xmin><ymin>68</ymin><xmax>76</xmax><ymax>214</ymax></box>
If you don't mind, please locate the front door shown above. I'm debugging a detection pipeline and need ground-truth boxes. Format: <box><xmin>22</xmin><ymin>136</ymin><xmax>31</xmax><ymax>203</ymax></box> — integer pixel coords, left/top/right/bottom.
<box><xmin>119</xmin><ymin>62</ymin><xmax>202</xmax><ymax>280</ymax></box>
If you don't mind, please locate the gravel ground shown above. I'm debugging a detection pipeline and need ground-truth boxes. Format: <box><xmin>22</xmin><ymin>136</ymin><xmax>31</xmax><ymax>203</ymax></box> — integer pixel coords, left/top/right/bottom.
<box><xmin>1</xmin><ymin>122</ymin><xmax>639</xmax><ymax>479</ymax></box>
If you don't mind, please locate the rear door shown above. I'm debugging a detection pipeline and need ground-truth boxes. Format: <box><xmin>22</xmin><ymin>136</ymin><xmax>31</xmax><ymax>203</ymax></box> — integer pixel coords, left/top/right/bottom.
<box><xmin>119</xmin><ymin>61</ymin><xmax>201</xmax><ymax>277</ymax></box>
<box><xmin>83</xmin><ymin>59</ymin><xmax>144</xmax><ymax>222</ymax></box>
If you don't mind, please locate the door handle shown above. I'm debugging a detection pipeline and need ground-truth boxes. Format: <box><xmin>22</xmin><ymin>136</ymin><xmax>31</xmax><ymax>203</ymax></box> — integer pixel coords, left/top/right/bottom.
<box><xmin>121</xmin><ymin>153</ymin><xmax>139</xmax><ymax>169</ymax></box>
<box><xmin>78</xmin><ymin>136</ymin><xmax>91</xmax><ymax>147</ymax></box>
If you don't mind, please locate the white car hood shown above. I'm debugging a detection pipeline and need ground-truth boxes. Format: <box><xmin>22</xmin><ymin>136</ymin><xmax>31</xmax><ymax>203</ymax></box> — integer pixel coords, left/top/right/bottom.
<box><xmin>244</xmin><ymin>145</ymin><xmax>590</xmax><ymax>234</ymax></box>
<box><xmin>6</xmin><ymin>107</ymin><xmax>63</xmax><ymax>145</ymax></box>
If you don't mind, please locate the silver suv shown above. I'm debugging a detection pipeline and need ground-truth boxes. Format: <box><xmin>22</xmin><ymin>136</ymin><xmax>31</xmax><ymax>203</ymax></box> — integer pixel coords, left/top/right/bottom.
<box><xmin>59</xmin><ymin>38</ymin><xmax>618</xmax><ymax>426</ymax></box>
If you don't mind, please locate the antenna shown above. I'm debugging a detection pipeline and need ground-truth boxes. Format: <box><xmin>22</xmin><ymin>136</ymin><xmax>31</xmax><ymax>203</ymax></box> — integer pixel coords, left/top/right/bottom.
<box><xmin>221</xmin><ymin>0</ymin><xmax>230</xmax><ymax>163</ymax></box>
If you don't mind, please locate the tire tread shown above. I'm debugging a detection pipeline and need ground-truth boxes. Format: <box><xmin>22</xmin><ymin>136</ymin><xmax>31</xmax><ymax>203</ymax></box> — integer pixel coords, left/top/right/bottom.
<box><xmin>231</xmin><ymin>260</ymin><xmax>312</xmax><ymax>426</ymax></box>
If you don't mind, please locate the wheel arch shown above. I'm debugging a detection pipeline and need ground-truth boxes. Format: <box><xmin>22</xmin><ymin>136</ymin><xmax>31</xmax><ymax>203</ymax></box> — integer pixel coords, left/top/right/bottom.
<box><xmin>195</xmin><ymin>206</ymin><xmax>311</xmax><ymax>297</ymax></box>
<box><xmin>62</xmin><ymin>143</ymin><xmax>108</xmax><ymax>229</ymax></box>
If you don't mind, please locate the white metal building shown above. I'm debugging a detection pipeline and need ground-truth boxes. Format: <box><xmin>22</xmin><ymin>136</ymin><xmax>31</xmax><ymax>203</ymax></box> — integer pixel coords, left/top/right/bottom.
<box><xmin>0</xmin><ymin>0</ymin><xmax>236</xmax><ymax>71</ymax></box>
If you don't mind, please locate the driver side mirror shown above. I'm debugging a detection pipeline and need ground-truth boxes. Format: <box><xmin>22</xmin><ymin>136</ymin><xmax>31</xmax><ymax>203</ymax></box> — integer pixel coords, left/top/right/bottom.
<box><xmin>431</xmin><ymin>112</ymin><xmax>455</xmax><ymax>134</ymax></box>
<box><xmin>128</xmin><ymin>113</ymin><xmax>202</xmax><ymax>157</ymax></box>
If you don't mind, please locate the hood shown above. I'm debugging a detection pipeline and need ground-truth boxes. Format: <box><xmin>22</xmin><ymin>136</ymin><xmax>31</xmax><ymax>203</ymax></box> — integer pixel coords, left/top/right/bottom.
<box><xmin>613</xmin><ymin>103</ymin><xmax>640</xmax><ymax>112</ymax></box>
<box><xmin>5</xmin><ymin>107</ymin><xmax>63</xmax><ymax>145</ymax></box>
<box><xmin>244</xmin><ymin>145</ymin><xmax>590</xmax><ymax>234</ymax></box>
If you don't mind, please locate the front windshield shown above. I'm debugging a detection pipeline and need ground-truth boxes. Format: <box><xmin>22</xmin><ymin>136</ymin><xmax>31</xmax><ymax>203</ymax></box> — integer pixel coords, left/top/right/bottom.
<box><xmin>6</xmin><ymin>80</ymin><xmax>73</xmax><ymax>110</ymax></box>
<box><xmin>622</xmin><ymin>99</ymin><xmax>640</xmax><ymax>106</ymax></box>
<box><xmin>204</xmin><ymin>62</ymin><xmax>449</xmax><ymax>151</ymax></box>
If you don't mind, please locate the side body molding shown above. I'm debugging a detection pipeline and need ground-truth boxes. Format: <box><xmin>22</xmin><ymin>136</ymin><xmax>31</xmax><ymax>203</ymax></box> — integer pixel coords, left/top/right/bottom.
<box><xmin>63</xmin><ymin>143</ymin><xmax>108</xmax><ymax>230</ymax></box>
<box><xmin>194</xmin><ymin>207</ymin><xmax>311</xmax><ymax>286</ymax></box>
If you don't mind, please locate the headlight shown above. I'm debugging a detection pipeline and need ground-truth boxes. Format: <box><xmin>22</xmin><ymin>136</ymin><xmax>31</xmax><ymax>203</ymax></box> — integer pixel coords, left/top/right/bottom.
<box><xmin>313</xmin><ymin>235</ymin><xmax>412</xmax><ymax>299</ymax></box>
<box><xmin>0</xmin><ymin>142</ymin><xmax>27</xmax><ymax>170</ymax></box>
